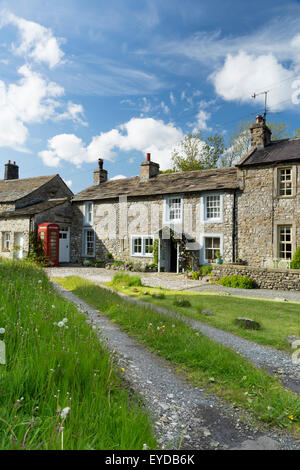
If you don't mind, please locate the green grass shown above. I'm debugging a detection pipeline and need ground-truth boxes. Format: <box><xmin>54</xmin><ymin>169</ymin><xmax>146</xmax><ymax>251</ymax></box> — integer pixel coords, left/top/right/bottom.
<box><xmin>56</xmin><ymin>276</ymin><xmax>300</xmax><ymax>434</ymax></box>
<box><xmin>0</xmin><ymin>260</ymin><xmax>156</xmax><ymax>450</ymax></box>
<box><xmin>107</xmin><ymin>278</ymin><xmax>300</xmax><ymax>352</ymax></box>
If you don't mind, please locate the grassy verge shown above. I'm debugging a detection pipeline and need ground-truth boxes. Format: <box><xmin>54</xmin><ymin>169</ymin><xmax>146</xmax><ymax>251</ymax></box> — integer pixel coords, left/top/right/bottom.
<box><xmin>0</xmin><ymin>260</ymin><xmax>156</xmax><ymax>450</ymax></box>
<box><xmin>106</xmin><ymin>275</ymin><xmax>300</xmax><ymax>352</ymax></box>
<box><xmin>55</xmin><ymin>275</ymin><xmax>300</xmax><ymax>435</ymax></box>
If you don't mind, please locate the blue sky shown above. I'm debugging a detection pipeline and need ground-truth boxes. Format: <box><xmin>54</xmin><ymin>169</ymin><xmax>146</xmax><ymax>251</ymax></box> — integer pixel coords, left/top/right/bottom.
<box><xmin>1</xmin><ymin>0</ymin><xmax>300</xmax><ymax>193</ymax></box>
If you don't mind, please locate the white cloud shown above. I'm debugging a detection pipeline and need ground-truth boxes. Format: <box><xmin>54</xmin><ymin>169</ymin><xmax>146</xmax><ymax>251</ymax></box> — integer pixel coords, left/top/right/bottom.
<box><xmin>39</xmin><ymin>134</ymin><xmax>87</xmax><ymax>167</ymax></box>
<box><xmin>55</xmin><ymin>101</ymin><xmax>87</xmax><ymax>126</ymax></box>
<box><xmin>192</xmin><ymin>109</ymin><xmax>212</xmax><ymax>132</ymax></box>
<box><xmin>110</xmin><ymin>174</ymin><xmax>126</xmax><ymax>180</ymax></box>
<box><xmin>39</xmin><ymin>117</ymin><xmax>184</xmax><ymax>170</ymax></box>
<box><xmin>0</xmin><ymin>10</ymin><xmax>64</xmax><ymax>68</ymax></box>
<box><xmin>64</xmin><ymin>179</ymin><xmax>72</xmax><ymax>188</ymax></box>
<box><xmin>0</xmin><ymin>65</ymin><xmax>86</xmax><ymax>151</ymax></box>
<box><xmin>169</xmin><ymin>92</ymin><xmax>176</xmax><ymax>105</ymax></box>
<box><xmin>212</xmin><ymin>51</ymin><xmax>294</xmax><ymax>111</ymax></box>
<box><xmin>160</xmin><ymin>101</ymin><xmax>170</xmax><ymax>114</ymax></box>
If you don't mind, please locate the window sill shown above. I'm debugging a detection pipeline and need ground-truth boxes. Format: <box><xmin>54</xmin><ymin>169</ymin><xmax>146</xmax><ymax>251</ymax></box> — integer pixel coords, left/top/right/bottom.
<box><xmin>276</xmin><ymin>195</ymin><xmax>296</xmax><ymax>199</ymax></box>
<box><xmin>131</xmin><ymin>254</ymin><xmax>153</xmax><ymax>258</ymax></box>
<box><xmin>203</xmin><ymin>218</ymin><xmax>222</xmax><ymax>224</ymax></box>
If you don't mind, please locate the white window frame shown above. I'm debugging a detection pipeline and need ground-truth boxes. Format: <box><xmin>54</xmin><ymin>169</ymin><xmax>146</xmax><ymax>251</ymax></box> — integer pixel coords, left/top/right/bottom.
<box><xmin>2</xmin><ymin>232</ymin><xmax>10</xmax><ymax>251</ymax></box>
<box><xmin>202</xmin><ymin>192</ymin><xmax>223</xmax><ymax>223</ymax></box>
<box><xmin>84</xmin><ymin>201</ymin><xmax>94</xmax><ymax>226</ymax></box>
<box><xmin>278</xmin><ymin>225</ymin><xmax>293</xmax><ymax>260</ymax></box>
<box><xmin>199</xmin><ymin>233</ymin><xmax>223</xmax><ymax>264</ymax></box>
<box><xmin>131</xmin><ymin>235</ymin><xmax>154</xmax><ymax>257</ymax></box>
<box><xmin>82</xmin><ymin>228</ymin><xmax>95</xmax><ymax>257</ymax></box>
<box><xmin>163</xmin><ymin>195</ymin><xmax>183</xmax><ymax>224</ymax></box>
<box><xmin>278</xmin><ymin>167</ymin><xmax>293</xmax><ymax>197</ymax></box>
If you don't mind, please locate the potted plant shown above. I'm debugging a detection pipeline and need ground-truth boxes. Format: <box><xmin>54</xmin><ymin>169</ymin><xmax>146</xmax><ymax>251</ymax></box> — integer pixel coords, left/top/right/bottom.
<box><xmin>216</xmin><ymin>251</ymin><xmax>223</xmax><ymax>264</ymax></box>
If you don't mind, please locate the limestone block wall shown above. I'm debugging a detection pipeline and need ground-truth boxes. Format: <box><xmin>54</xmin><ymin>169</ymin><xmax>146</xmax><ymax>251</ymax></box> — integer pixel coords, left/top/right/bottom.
<box><xmin>72</xmin><ymin>190</ymin><xmax>236</xmax><ymax>267</ymax></box>
<box><xmin>212</xmin><ymin>263</ymin><xmax>300</xmax><ymax>291</ymax></box>
<box><xmin>236</xmin><ymin>163</ymin><xmax>300</xmax><ymax>267</ymax></box>
<box><xmin>0</xmin><ymin>217</ymin><xmax>30</xmax><ymax>259</ymax></box>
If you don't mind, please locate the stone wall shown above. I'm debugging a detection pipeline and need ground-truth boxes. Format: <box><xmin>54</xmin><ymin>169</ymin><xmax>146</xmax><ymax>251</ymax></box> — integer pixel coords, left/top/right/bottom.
<box><xmin>72</xmin><ymin>190</ymin><xmax>236</xmax><ymax>267</ymax></box>
<box><xmin>0</xmin><ymin>217</ymin><xmax>30</xmax><ymax>259</ymax></box>
<box><xmin>212</xmin><ymin>263</ymin><xmax>300</xmax><ymax>291</ymax></box>
<box><xmin>236</xmin><ymin>163</ymin><xmax>300</xmax><ymax>267</ymax></box>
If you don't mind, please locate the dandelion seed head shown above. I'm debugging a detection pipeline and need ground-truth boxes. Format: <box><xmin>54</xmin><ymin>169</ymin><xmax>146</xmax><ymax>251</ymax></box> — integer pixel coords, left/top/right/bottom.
<box><xmin>60</xmin><ymin>407</ymin><xmax>70</xmax><ymax>419</ymax></box>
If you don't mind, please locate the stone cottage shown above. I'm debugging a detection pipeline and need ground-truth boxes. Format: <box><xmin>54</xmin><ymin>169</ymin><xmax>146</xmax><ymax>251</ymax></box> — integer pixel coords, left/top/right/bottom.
<box><xmin>71</xmin><ymin>115</ymin><xmax>300</xmax><ymax>272</ymax></box>
<box><xmin>0</xmin><ymin>161</ymin><xmax>73</xmax><ymax>261</ymax></box>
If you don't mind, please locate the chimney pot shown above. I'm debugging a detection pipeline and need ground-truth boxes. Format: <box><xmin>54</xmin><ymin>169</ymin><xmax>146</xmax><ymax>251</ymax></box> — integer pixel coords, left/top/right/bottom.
<box><xmin>256</xmin><ymin>115</ymin><xmax>265</xmax><ymax>125</ymax></box>
<box><xmin>4</xmin><ymin>161</ymin><xmax>19</xmax><ymax>180</ymax></box>
<box><xmin>140</xmin><ymin>154</ymin><xmax>159</xmax><ymax>180</ymax></box>
<box><xmin>94</xmin><ymin>158</ymin><xmax>107</xmax><ymax>184</ymax></box>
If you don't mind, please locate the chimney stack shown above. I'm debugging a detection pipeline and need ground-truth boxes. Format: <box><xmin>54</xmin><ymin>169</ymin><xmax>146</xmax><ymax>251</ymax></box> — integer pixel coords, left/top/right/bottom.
<box><xmin>94</xmin><ymin>158</ymin><xmax>108</xmax><ymax>185</ymax></box>
<box><xmin>250</xmin><ymin>115</ymin><xmax>272</xmax><ymax>148</ymax></box>
<box><xmin>140</xmin><ymin>153</ymin><xmax>160</xmax><ymax>180</ymax></box>
<box><xmin>4</xmin><ymin>160</ymin><xmax>19</xmax><ymax>180</ymax></box>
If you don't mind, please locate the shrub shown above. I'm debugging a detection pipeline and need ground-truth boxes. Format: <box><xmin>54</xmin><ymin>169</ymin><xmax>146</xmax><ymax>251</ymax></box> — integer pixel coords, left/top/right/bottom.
<box><xmin>83</xmin><ymin>259</ymin><xmax>96</xmax><ymax>266</ymax></box>
<box><xmin>200</xmin><ymin>265</ymin><xmax>213</xmax><ymax>276</ymax></box>
<box><xmin>218</xmin><ymin>275</ymin><xmax>255</xmax><ymax>289</ymax></box>
<box><xmin>106</xmin><ymin>252</ymin><xmax>113</xmax><ymax>260</ymax></box>
<box><xmin>113</xmin><ymin>260</ymin><xmax>125</xmax><ymax>267</ymax></box>
<box><xmin>192</xmin><ymin>270</ymin><xmax>201</xmax><ymax>280</ymax></box>
<box><xmin>173</xmin><ymin>297</ymin><xmax>191</xmax><ymax>308</ymax></box>
<box><xmin>133</xmin><ymin>262</ymin><xmax>142</xmax><ymax>272</ymax></box>
<box><xmin>191</xmin><ymin>265</ymin><xmax>213</xmax><ymax>280</ymax></box>
<box><xmin>290</xmin><ymin>247</ymin><xmax>300</xmax><ymax>269</ymax></box>
<box><xmin>147</xmin><ymin>263</ymin><xmax>158</xmax><ymax>272</ymax></box>
<box><xmin>112</xmin><ymin>273</ymin><xmax>143</xmax><ymax>287</ymax></box>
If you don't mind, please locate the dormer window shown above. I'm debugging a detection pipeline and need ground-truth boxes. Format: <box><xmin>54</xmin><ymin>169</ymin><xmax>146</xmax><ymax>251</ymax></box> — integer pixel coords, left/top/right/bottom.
<box><xmin>278</xmin><ymin>168</ymin><xmax>292</xmax><ymax>196</ymax></box>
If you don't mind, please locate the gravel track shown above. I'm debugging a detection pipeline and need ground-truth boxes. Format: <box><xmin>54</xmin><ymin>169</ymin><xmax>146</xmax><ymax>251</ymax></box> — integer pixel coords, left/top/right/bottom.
<box><xmin>52</xmin><ymin>280</ymin><xmax>300</xmax><ymax>450</ymax></box>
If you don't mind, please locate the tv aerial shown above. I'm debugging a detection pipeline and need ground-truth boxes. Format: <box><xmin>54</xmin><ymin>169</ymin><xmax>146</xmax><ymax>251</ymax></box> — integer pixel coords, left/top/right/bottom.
<box><xmin>251</xmin><ymin>90</ymin><xmax>269</xmax><ymax>119</ymax></box>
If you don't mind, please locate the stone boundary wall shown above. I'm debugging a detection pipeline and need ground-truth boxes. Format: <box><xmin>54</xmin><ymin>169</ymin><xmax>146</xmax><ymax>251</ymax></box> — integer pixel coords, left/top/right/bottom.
<box><xmin>212</xmin><ymin>263</ymin><xmax>300</xmax><ymax>291</ymax></box>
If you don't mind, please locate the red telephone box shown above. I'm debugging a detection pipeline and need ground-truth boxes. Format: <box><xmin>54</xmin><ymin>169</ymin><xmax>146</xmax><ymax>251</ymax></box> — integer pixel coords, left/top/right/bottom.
<box><xmin>38</xmin><ymin>223</ymin><xmax>60</xmax><ymax>266</ymax></box>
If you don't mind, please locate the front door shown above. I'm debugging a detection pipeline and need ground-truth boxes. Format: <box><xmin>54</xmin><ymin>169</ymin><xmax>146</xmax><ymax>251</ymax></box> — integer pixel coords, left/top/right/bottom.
<box><xmin>59</xmin><ymin>227</ymin><xmax>70</xmax><ymax>263</ymax></box>
<box><xmin>15</xmin><ymin>233</ymin><xmax>24</xmax><ymax>259</ymax></box>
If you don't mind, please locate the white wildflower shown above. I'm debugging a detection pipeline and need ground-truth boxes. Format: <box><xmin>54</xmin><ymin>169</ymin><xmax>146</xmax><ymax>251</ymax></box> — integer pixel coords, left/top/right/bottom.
<box><xmin>0</xmin><ymin>328</ymin><xmax>5</xmax><ymax>334</ymax></box>
<box><xmin>60</xmin><ymin>407</ymin><xmax>70</xmax><ymax>419</ymax></box>
<box><xmin>57</xmin><ymin>321</ymin><xmax>64</xmax><ymax>328</ymax></box>
<box><xmin>62</xmin><ymin>318</ymin><xmax>68</xmax><ymax>323</ymax></box>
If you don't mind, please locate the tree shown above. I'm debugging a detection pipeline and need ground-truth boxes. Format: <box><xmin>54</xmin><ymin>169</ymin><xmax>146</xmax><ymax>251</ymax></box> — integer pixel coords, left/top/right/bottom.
<box><xmin>170</xmin><ymin>120</ymin><xmax>300</xmax><ymax>172</ymax></box>
<box><xmin>171</xmin><ymin>132</ymin><xmax>225</xmax><ymax>172</ymax></box>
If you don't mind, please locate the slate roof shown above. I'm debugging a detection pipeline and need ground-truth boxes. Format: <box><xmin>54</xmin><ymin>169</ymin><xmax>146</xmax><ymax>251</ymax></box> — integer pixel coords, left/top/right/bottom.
<box><xmin>0</xmin><ymin>198</ymin><xmax>68</xmax><ymax>218</ymax></box>
<box><xmin>0</xmin><ymin>174</ymin><xmax>58</xmax><ymax>203</ymax></box>
<box><xmin>73</xmin><ymin>167</ymin><xmax>239</xmax><ymax>202</ymax></box>
<box><xmin>237</xmin><ymin>138</ymin><xmax>300</xmax><ymax>167</ymax></box>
